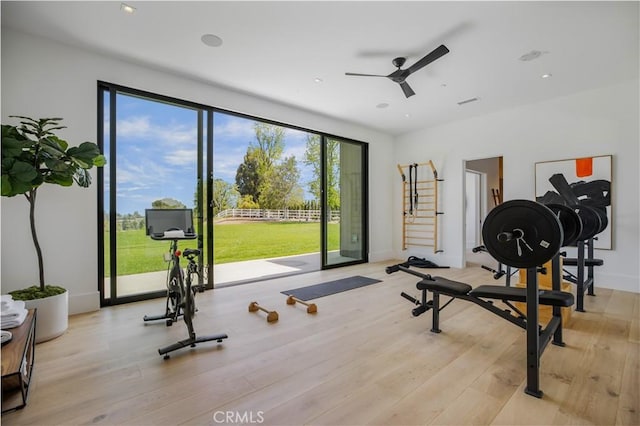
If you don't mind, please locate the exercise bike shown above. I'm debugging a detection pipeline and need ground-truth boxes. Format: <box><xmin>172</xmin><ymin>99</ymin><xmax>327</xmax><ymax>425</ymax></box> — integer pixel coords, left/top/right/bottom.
<box><xmin>143</xmin><ymin>209</ymin><xmax>228</xmax><ymax>359</ymax></box>
<box><xmin>143</xmin><ymin>236</ymin><xmax>202</xmax><ymax>326</ymax></box>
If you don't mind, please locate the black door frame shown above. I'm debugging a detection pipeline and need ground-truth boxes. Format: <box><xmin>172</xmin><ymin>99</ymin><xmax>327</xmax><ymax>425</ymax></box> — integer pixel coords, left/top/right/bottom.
<box><xmin>97</xmin><ymin>81</ymin><xmax>369</xmax><ymax>306</ymax></box>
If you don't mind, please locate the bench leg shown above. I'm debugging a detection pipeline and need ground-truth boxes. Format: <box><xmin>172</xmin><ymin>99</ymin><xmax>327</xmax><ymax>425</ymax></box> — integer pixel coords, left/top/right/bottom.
<box><xmin>525</xmin><ymin>267</ymin><xmax>543</xmax><ymax>398</ymax></box>
<box><xmin>551</xmin><ymin>256</ymin><xmax>565</xmax><ymax>347</ymax></box>
<box><xmin>431</xmin><ymin>292</ymin><xmax>441</xmax><ymax>333</ymax></box>
<box><xmin>576</xmin><ymin>240</ymin><xmax>586</xmax><ymax>312</ymax></box>
<box><xmin>587</xmin><ymin>237</ymin><xmax>596</xmax><ymax>297</ymax></box>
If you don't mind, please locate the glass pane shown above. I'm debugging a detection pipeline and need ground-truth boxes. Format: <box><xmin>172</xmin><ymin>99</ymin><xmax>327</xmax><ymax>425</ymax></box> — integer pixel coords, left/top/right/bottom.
<box><xmin>324</xmin><ymin>138</ymin><xmax>366</xmax><ymax>267</ymax></box>
<box><xmin>111</xmin><ymin>93</ymin><xmax>201</xmax><ymax>299</ymax></box>
<box><xmin>102</xmin><ymin>90</ymin><xmax>112</xmax><ymax>300</ymax></box>
<box><xmin>212</xmin><ymin>113</ymin><xmax>320</xmax><ymax>285</ymax></box>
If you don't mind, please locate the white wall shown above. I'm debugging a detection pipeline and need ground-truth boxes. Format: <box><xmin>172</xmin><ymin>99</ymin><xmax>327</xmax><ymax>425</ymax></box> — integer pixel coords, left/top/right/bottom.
<box><xmin>395</xmin><ymin>79</ymin><xmax>640</xmax><ymax>293</ymax></box>
<box><xmin>1</xmin><ymin>28</ymin><xmax>395</xmax><ymax>314</ymax></box>
<box><xmin>3</xmin><ymin>27</ymin><xmax>638</xmax><ymax>317</ymax></box>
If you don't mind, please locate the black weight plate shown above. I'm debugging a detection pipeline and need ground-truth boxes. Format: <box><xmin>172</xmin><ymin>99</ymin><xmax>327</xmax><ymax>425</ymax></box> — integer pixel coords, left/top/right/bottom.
<box><xmin>592</xmin><ymin>207</ymin><xmax>608</xmax><ymax>234</ymax></box>
<box><xmin>545</xmin><ymin>203</ymin><xmax>583</xmax><ymax>247</ymax></box>
<box><xmin>573</xmin><ymin>204</ymin><xmax>602</xmax><ymax>241</ymax></box>
<box><xmin>482</xmin><ymin>200</ymin><xmax>563</xmax><ymax>269</ymax></box>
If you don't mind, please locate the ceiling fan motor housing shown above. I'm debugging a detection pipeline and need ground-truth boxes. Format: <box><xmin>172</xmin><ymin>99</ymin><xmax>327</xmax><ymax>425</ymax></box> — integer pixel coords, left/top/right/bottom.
<box><xmin>392</xmin><ymin>57</ymin><xmax>407</xmax><ymax>68</ymax></box>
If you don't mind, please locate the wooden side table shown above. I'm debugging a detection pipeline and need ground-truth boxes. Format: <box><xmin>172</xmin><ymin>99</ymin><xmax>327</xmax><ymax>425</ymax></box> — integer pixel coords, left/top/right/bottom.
<box><xmin>1</xmin><ymin>309</ymin><xmax>36</xmax><ymax>413</ymax></box>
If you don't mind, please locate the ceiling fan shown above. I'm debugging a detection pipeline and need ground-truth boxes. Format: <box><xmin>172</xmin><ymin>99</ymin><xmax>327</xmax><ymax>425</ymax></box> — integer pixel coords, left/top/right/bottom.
<box><xmin>345</xmin><ymin>44</ymin><xmax>450</xmax><ymax>98</ymax></box>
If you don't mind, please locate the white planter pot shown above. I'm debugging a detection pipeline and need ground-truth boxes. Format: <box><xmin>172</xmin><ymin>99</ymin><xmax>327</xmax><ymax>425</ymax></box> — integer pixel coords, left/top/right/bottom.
<box><xmin>24</xmin><ymin>290</ymin><xmax>68</xmax><ymax>343</ymax></box>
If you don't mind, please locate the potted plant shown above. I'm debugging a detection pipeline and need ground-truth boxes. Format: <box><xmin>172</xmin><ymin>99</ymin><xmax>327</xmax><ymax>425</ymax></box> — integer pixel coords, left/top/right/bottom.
<box><xmin>1</xmin><ymin>116</ymin><xmax>106</xmax><ymax>342</ymax></box>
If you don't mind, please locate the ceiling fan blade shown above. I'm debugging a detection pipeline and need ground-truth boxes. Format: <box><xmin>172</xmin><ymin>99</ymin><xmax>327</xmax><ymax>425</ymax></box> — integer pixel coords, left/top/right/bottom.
<box><xmin>400</xmin><ymin>81</ymin><xmax>415</xmax><ymax>98</ymax></box>
<box><xmin>345</xmin><ymin>72</ymin><xmax>388</xmax><ymax>77</ymax></box>
<box><xmin>406</xmin><ymin>44</ymin><xmax>450</xmax><ymax>75</ymax></box>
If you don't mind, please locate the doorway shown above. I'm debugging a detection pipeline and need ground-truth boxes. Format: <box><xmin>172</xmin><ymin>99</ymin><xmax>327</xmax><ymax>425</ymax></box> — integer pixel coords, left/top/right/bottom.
<box><xmin>464</xmin><ymin>156</ymin><xmax>503</xmax><ymax>266</ymax></box>
<box><xmin>465</xmin><ymin>170</ymin><xmax>482</xmax><ymax>250</ymax></box>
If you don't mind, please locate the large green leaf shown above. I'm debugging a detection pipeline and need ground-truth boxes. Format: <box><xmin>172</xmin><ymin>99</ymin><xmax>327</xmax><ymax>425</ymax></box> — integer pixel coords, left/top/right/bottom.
<box><xmin>2</xmin><ymin>125</ymin><xmax>31</xmax><ymax>160</ymax></box>
<box><xmin>7</xmin><ymin>176</ymin><xmax>38</xmax><ymax>195</ymax></box>
<box><xmin>8</xmin><ymin>160</ymin><xmax>38</xmax><ymax>182</ymax></box>
<box><xmin>2</xmin><ymin>160</ymin><xmax>39</xmax><ymax>196</ymax></box>
<box><xmin>93</xmin><ymin>154</ymin><xmax>107</xmax><ymax>167</ymax></box>
<box><xmin>1</xmin><ymin>124</ymin><xmax>26</xmax><ymax>140</ymax></box>
<box><xmin>43</xmin><ymin>135</ymin><xmax>69</xmax><ymax>151</ymax></box>
<box><xmin>1</xmin><ymin>175</ymin><xmax>13</xmax><ymax>196</ymax></box>
<box><xmin>2</xmin><ymin>157</ymin><xmax>15</xmax><ymax>169</ymax></box>
<box><xmin>68</xmin><ymin>142</ymin><xmax>101</xmax><ymax>168</ymax></box>
<box><xmin>44</xmin><ymin>157</ymin><xmax>69</xmax><ymax>172</ymax></box>
<box><xmin>1</xmin><ymin>136</ymin><xmax>29</xmax><ymax>158</ymax></box>
<box><xmin>46</xmin><ymin>171</ymin><xmax>74</xmax><ymax>186</ymax></box>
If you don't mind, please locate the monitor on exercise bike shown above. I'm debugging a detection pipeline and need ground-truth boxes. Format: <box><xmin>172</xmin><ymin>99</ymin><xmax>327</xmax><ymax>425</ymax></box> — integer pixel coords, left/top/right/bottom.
<box><xmin>145</xmin><ymin>208</ymin><xmax>196</xmax><ymax>239</ymax></box>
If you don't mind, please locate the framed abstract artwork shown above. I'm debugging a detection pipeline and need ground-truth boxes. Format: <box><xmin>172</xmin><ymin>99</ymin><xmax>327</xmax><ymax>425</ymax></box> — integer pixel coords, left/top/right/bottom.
<box><xmin>535</xmin><ymin>155</ymin><xmax>612</xmax><ymax>249</ymax></box>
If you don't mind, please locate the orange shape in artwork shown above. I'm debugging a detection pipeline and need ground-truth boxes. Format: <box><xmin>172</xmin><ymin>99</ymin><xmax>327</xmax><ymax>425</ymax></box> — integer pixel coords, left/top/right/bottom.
<box><xmin>575</xmin><ymin>157</ymin><xmax>593</xmax><ymax>178</ymax></box>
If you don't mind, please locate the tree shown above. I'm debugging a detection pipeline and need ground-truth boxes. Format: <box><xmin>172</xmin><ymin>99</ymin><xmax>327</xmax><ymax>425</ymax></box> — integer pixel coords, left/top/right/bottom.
<box><xmin>304</xmin><ymin>134</ymin><xmax>340</xmax><ymax>209</ymax></box>
<box><xmin>235</xmin><ymin>148</ymin><xmax>261</xmax><ymax>204</ymax></box>
<box><xmin>1</xmin><ymin>117</ymin><xmax>105</xmax><ymax>294</ymax></box>
<box><xmin>252</xmin><ymin>122</ymin><xmax>285</xmax><ymax>173</ymax></box>
<box><xmin>151</xmin><ymin>198</ymin><xmax>186</xmax><ymax>209</ymax></box>
<box><xmin>237</xmin><ymin>194</ymin><xmax>259</xmax><ymax>209</ymax></box>
<box><xmin>212</xmin><ymin>179</ymin><xmax>239</xmax><ymax>215</ymax></box>
<box><xmin>235</xmin><ymin>122</ymin><xmax>288</xmax><ymax>206</ymax></box>
<box><xmin>258</xmin><ymin>156</ymin><xmax>302</xmax><ymax>209</ymax></box>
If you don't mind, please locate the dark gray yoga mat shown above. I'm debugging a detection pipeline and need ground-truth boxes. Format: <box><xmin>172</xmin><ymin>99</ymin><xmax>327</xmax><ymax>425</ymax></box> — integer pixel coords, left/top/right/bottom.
<box><xmin>282</xmin><ymin>275</ymin><xmax>382</xmax><ymax>301</ymax></box>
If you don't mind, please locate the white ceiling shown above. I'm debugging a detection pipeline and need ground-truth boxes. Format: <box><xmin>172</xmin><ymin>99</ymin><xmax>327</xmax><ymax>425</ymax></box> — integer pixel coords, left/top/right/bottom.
<box><xmin>2</xmin><ymin>1</ymin><xmax>638</xmax><ymax>136</ymax></box>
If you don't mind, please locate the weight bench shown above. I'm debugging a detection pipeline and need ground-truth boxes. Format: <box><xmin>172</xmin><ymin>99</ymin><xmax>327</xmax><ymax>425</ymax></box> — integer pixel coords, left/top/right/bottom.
<box><xmin>562</xmin><ymin>237</ymin><xmax>603</xmax><ymax>311</ymax></box>
<box><xmin>390</xmin><ymin>199</ymin><xmax>583</xmax><ymax>398</ymax></box>
<box><xmin>390</xmin><ymin>260</ymin><xmax>574</xmax><ymax>398</ymax></box>
<box><xmin>400</xmin><ymin>271</ymin><xmax>574</xmax><ymax>334</ymax></box>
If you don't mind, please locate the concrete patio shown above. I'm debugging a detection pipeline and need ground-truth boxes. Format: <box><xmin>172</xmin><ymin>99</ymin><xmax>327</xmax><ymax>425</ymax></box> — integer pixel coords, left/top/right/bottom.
<box><xmin>110</xmin><ymin>252</ymin><xmax>321</xmax><ymax>298</ymax></box>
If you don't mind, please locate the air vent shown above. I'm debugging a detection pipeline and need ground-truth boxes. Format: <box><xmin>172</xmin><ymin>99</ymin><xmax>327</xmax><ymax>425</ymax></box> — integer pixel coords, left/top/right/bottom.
<box><xmin>519</xmin><ymin>50</ymin><xmax>548</xmax><ymax>61</ymax></box>
<box><xmin>457</xmin><ymin>97</ymin><xmax>479</xmax><ymax>106</ymax></box>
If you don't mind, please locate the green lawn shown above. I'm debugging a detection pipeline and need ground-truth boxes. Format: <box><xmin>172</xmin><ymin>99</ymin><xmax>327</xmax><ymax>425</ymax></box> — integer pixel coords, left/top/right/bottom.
<box><xmin>106</xmin><ymin>221</ymin><xmax>339</xmax><ymax>276</ymax></box>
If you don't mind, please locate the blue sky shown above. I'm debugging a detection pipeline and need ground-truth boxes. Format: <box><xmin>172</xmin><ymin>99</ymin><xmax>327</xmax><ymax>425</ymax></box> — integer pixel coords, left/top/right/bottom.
<box><xmin>106</xmin><ymin>94</ymin><xmax>315</xmax><ymax>214</ymax></box>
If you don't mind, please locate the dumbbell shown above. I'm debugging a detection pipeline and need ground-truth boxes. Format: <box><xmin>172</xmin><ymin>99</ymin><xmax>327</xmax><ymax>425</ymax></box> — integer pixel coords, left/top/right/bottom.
<box><xmin>286</xmin><ymin>295</ymin><xmax>318</xmax><ymax>314</ymax></box>
<box><xmin>248</xmin><ymin>301</ymin><xmax>279</xmax><ymax>322</ymax></box>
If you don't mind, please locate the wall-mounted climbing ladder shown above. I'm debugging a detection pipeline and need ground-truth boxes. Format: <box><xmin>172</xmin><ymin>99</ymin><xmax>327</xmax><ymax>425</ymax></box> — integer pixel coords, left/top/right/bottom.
<box><xmin>397</xmin><ymin>160</ymin><xmax>444</xmax><ymax>253</ymax></box>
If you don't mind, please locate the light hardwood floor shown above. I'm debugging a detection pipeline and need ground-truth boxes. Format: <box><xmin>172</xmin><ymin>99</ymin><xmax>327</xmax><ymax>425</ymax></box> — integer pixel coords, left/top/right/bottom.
<box><xmin>2</xmin><ymin>261</ymin><xmax>638</xmax><ymax>425</ymax></box>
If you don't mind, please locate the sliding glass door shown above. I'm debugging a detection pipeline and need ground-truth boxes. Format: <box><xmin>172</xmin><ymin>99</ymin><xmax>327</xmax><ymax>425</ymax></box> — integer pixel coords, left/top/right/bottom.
<box><xmin>99</xmin><ymin>85</ymin><xmax>207</xmax><ymax>304</ymax></box>
<box><xmin>98</xmin><ymin>82</ymin><xmax>369</xmax><ymax>305</ymax></box>
<box><xmin>322</xmin><ymin>137</ymin><xmax>368</xmax><ymax>268</ymax></box>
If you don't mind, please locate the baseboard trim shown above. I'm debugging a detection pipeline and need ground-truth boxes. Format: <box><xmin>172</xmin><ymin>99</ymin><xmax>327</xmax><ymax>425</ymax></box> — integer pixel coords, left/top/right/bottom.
<box><xmin>69</xmin><ymin>291</ymin><xmax>100</xmax><ymax>315</ymax></box>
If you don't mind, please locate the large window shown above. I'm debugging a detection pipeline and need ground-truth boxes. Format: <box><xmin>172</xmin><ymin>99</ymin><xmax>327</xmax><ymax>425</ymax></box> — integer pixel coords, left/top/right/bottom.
<box><xmin>98</xmin><ymin>82</ymin><xmax>368</xmax><ymax>305</ymax></box>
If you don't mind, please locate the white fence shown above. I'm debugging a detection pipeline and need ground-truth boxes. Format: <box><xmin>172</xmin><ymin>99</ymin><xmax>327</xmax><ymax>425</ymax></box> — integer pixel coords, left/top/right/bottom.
<box><xmin>216</xmin><ymin>208</ymin><xmax>340</xmax><ymax>222</ymax></box>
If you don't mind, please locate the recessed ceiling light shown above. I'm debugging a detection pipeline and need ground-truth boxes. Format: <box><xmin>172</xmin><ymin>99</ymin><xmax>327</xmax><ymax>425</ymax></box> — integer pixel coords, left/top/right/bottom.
<box><xmin>314</xmin><ymin>77</ymin><xmax>323</xmax><ymax>83</ymax></box>
<box><xmin>201</xmin><ymin>34</ymin><xmax>223</xmax><ymax>47</ymax></box>
<box><xmin>404</xmin><ymin>113</ymin><xmax>411</xmax><ymax>118</ymax></box>
<box><xmin>541</xmin><ymin>73</ymin><xmax>552</xmax><ymax>79</ymax></box>
<box><xmin>120</xmin><ymin>3</ymin><xmax>136</xmax><ymax>14</ymax></box>
<box><xmin>441</xmin><ymin>83</ymin><xmax>447</xmax><ymax>88</ymax></box>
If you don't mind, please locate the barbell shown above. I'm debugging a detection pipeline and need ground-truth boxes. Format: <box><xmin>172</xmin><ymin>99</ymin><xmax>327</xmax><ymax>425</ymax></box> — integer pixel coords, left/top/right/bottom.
<box><xmin>545</xmin><ymin>203</ymin><xmax>582</xmax><ymax>247</ymax></box>
<box><xmin>481</xmin><ymin>199</ymin><xmax>609</xmax><ymax>269</ymax></box>
<box><xmin>482</xmin><ymin>200</ymin><xmax>563</xmax><ymax>269</ymax></box>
